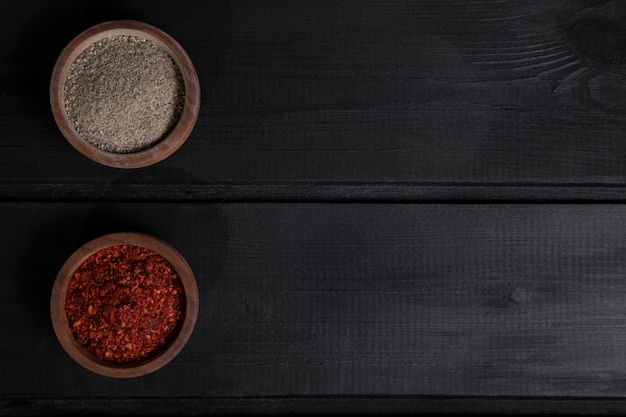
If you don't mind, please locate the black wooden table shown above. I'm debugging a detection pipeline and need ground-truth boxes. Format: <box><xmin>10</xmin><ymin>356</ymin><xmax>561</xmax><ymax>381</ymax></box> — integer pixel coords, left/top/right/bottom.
<box><xmin>3</xmin><ymin>0</ymin><xmax>626</xmax><ymax>415</ymax></box>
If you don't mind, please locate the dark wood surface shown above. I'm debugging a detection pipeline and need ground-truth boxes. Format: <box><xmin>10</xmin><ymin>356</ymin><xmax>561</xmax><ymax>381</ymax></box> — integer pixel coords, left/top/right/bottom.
<box><xmin>3</xmin><ymin>0</ymin><xmax>626</xmax><ymax>415</ymax></box>
<box><xmin>3</xmin><ymin>0</ymin><xmax>626</xmax><ymax>201</ymax></box>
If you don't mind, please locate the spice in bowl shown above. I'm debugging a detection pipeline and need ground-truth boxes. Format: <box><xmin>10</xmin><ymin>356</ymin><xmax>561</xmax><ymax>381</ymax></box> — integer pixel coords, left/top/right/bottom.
<box><xmin>64</xmin><ymin>244</ymin><xmax>185</xmax><ymax>364</ymax></box>
<box><xmin>64</xmin><ymin>35</ymin><xmax>185</xmax><ymax>154</ymax></box>
<box><xmin>50</xmin><ymin>20</ymin><xmax>201</xmax><ymax>168</ymax></box>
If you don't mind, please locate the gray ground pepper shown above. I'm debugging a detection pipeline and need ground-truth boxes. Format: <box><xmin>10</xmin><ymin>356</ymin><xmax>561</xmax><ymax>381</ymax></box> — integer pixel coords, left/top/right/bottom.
<box><xmin>64</xmin><ymin>35</ymin><xmax>185</xmax><ymax>154</ymax></box>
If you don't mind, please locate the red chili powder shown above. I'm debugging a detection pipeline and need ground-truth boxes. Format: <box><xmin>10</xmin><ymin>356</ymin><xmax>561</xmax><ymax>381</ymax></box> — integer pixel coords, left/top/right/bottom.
<box><xmin>64</xmin><ymin>244</ymin><xmax>185</xmax><ymax>364</ymax></box>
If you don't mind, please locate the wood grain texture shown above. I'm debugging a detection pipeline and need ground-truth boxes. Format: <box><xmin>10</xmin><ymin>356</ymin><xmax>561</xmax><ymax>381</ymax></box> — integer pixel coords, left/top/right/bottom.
<box><xmin>4</xmin><ymin>0</ymin><xmax>626</xmax><ymax>415</ymax></box>
<box><xmin>5</xmin><ymin>397</ymin><xmax>626</xmax><ymax>416</ymax></box>
<box><xmin>2</xmin><ymin>0</ymin><xmax>626</xmax><ymax>200</ymax></box>
<box><xmin>3</xmin><ymin>202</ymin><xmax>626</xmax><ymax>409</ymax></box>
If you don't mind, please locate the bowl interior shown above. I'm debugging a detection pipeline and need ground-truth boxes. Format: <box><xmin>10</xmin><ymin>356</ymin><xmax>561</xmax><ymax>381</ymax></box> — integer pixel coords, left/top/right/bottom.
<box><xmin>50</xmin><ymin>20</ymin><xmax>200</xmax><ymax>168</ymax></box>
<box><xmin>50</xmin><ymin>232</ymin><xmax>199</xmax><ymax>378</ymax></box>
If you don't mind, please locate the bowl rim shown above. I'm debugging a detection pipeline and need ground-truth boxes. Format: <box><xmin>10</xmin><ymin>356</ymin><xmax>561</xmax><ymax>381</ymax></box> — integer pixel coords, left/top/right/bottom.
<box><xmin>49</xmin><ymin>20</ymin><xmax>201</xmax><ymax>169</ymax></box>
<box><xmin>50</xmin><ymin>232</ymin><xmax>199</xmax><ymax>378</ymax></box>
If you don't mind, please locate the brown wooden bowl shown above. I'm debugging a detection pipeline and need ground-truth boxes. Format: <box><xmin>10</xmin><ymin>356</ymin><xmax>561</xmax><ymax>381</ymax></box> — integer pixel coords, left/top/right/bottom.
<box><xmin>50</xmin><ymin>232</ymin><xmax>199</xmax><ymax>378</ymax></box>
<box><xmin>50</xmin><ymin>20</ymin><xmax>200</xmax><ymax>168</ymax></box>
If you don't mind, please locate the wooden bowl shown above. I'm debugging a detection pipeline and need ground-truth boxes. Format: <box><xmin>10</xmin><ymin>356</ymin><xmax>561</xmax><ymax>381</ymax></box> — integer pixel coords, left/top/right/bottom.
<box><xmin>50</xmin><ymin>20</ymin><xmax>200</xmax><ymax>168</ymax></box>
<box><xmin>50</xmin><ymin>232</ymin><xmax>199</xmax><ymax>378</ymax></box>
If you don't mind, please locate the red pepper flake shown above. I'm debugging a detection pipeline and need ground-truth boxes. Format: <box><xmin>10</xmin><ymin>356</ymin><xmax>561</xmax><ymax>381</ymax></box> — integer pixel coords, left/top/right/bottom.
<box><xmin>65</xmin><ymin>245</ymin><xmax>185</xmax><ymax>364</ymax></box>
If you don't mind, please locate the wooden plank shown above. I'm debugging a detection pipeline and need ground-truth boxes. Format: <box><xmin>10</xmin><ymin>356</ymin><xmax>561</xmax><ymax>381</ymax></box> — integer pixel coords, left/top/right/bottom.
<box><xmin>4</xmin><ymin>182</ymin><xmax>626</xmax><ymax>202</ymax></box>
<box><xmin>2</xmin><ymin>1</ymin><xmax>626</xmax><ymax>200</ymax></box>
<box><xmin>5</xmin><ymin>397</ymin><xmax>626</xmax><ymax>416</ymax></box>
<box><xmin>2</xmin><ymin>202</ymin><xmax>626</xmax><ymax>403</ymax></box>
